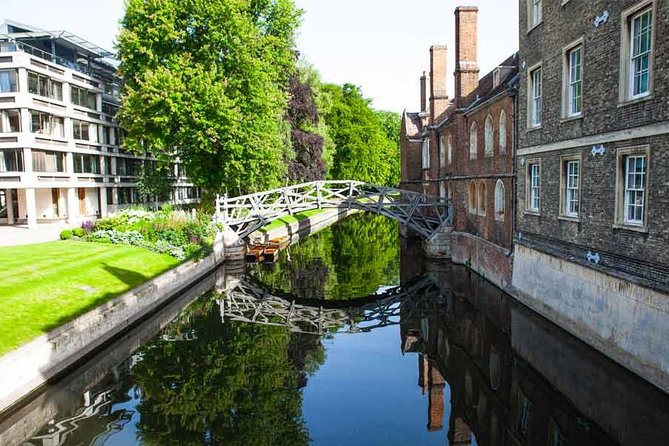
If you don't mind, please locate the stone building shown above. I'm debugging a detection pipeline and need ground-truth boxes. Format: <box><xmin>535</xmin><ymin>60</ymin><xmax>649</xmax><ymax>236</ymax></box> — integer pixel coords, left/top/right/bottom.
<box><xmin>0</xmin><ymin>21</ymin><xmax>200</xmax><ymax>228</ymax></box>
<box><xmin>400</xmin><ymin>6</ymin><xmax>519</xmax><ymax>289</ymax></box>
<box><xmin>512</xmin><ymin>0</ymin><xmax>669</xmax><ymax>392</ymax></box>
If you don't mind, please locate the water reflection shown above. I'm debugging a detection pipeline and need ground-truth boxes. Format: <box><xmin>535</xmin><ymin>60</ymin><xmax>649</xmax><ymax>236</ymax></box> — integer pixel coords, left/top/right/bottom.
<box><xmin>2</xmin><ymin>214</ymin><xmax>668</xmax><ymax>445</ymax></box>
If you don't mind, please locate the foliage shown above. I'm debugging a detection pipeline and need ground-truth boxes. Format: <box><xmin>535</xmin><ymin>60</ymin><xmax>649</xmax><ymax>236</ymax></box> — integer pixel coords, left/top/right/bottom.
<box><xmin>72</xmin><ymin>227</ymin><xmax>85</xmax><ymax>238</ymax></box>
<box><xmin>250</xmin><ymin>213</ymin><xmax>399</xmax><ymax>300</ymax></box>
<box><xmin>321</xmin><ymin>84</ymin><xmax>400</xmax><ymax>186</ymax></box>
<box><xmin>59</xmin><ymin>229</ymin><xmax>73</xmax><ymax>240</ymax></box>
<box><xmin>136</xmin><ymin>161</ymin><xmax>173</xmax><ymax>205</ymax></box>
<box><xmin>86</xmin><ymin>209</ymin><xmax>217</xmax><ymax>260</ymax></box>
<box><xmin>131</xmin><ymin>297</ymin><xmax>321</xmax><ymax>445</ymax></box>
<box><xmin>0</xmin><ymin>241</ymin><xmax>179</xmax><ymax>355</ymax></box>
<box><xmin>117</xmin><ymin>0</ymin><xmax>302</xmax><ymax>195</ymax></box>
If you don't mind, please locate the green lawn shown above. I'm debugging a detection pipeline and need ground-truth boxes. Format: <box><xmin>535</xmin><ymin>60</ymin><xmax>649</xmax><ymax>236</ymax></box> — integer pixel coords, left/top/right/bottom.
<box><xmin>0</xmin><ymin>241</ymin><xmax>181</xmax><ymax>356</ymax></box>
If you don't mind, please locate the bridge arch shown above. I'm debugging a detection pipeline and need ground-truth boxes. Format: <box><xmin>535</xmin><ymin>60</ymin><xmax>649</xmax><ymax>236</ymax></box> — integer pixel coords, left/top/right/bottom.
<box><xmin>215</xmin><ymin>181</ymin><xmax>453</xmax><ymax>240</ymax></box>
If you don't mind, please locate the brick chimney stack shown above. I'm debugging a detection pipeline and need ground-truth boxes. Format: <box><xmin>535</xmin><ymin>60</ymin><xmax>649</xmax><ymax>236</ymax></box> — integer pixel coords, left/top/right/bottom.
<box><xmin>454</xmin><ymin>6</ymin><xmax>479</xmax><ymax>108</ymax></box>
<box><xmin>429</xmin><ymin>45</ymin><xmax>449</xmax><ymax>122</ymax></box>
<box><xmin>420</xmin><ymin>71</ymin><xmax>428</xmax><ymax>113</ymax></box>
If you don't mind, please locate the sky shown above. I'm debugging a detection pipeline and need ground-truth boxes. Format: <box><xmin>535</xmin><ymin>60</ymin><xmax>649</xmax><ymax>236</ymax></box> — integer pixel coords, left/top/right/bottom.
<box><xmin>1</xmin><ymin>0</ymin><xmax>518</xmax><ymax>113</ymax></box>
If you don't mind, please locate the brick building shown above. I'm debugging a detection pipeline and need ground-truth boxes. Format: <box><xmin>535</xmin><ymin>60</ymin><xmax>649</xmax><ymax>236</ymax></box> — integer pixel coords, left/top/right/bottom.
<box><xmin>400</xmin><ymin>6</ymin><xmax>519</xmax><ymax>289</ymax></box>
<box><xmin>512</xmin><ymin>0</ymin><xmax>669</xmax><ymax>392</ymax></box>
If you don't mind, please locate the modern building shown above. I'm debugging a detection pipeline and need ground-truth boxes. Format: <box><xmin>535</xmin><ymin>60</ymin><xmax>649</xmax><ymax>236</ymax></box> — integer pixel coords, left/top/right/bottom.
<box><xmin>400</xmin><ymin>6</ymin><xmax>519</xmax><ymax>289</ymax></box>
<box><xmin>512</xmin><ymin>0</ymin><xmax>669</xmax><ymax>392</ymax></box>
<box><xmin>0</xmin><ymin>21</ymin><xmax>200</xmax><ymax>228</ymax></box>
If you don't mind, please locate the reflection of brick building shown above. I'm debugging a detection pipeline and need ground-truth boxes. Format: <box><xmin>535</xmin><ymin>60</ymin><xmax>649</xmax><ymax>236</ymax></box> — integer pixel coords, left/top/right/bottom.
<box><xmin>400</xmin><ymin>6</ymin><xmax>518</xmax><ymax>289</ymax></box>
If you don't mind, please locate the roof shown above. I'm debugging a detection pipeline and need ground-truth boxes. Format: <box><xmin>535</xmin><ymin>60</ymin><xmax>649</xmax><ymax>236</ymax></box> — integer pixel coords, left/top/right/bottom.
<box><xmin>463</xmin><ymin>52</ymin><xmax>519</xmax><ymax>114</ymax></box>
<box><xmin>1</xmin><ymin>19</ymin><xmax>114</xmax><ymax>59</ymax></box>
<box><xmin>403</xmin><ymin>111</ymin><xmax>423</xmax><ymax>138</ymax></box>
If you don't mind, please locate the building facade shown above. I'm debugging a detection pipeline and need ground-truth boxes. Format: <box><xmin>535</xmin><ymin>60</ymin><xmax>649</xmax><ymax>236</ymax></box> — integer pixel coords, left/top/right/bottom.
<box><xmin>0</xmin><ymin>21</ymin><xmax>199</xmax><ymax>228</ymax></box>
<box><xmin>400</xmin><ymin>7</ymin><xmax>519</xmax><ymax>289</ymax></box>
<box><xmin>513</xmin><ymin>0</ymin><xmax>669</xmax><ymax>392</ymax></box>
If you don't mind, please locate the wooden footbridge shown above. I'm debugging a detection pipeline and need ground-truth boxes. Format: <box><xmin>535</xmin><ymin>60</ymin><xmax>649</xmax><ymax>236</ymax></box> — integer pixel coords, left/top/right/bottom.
<box><xmin>215</xmin><ymin>181</ymin><xmax>453</xmax><ymax>240</ymax></box>
<box><xmin>217</xmin><ymin>275</ymin><xmax>446</xmax><ymax>336</ymax></box>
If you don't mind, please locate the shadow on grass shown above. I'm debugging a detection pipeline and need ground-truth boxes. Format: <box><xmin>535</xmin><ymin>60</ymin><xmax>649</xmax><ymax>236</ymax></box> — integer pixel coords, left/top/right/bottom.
<box><xmin>41</xmin><ymin>263</ymin><xmax>152</xmax><ymax>334</ymax></box>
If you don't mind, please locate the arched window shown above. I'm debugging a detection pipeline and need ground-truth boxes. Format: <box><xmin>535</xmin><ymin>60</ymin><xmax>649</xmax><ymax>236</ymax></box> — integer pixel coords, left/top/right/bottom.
<box><xmin>494</xmin><ymin>179</ymin><xmax>505</xmax><ymax>221</ymax></box>
<box><xmin>484</xmin><ymin>114</ymin><xmax>494</xmax><ymax>157</ymax></box>
<box><xmin>447</xmin><ymin>134</ymin><xmax>453</xmax><ymax>165</ymax></box>
<box><xmin>439</xmin><ymin>135</ymin><xmax>447</xmax><ymax>168</ymax></box>
<box><xmin>469</xmin><ymin>181</ymin><xmax>477</xmax><ymax>213</ymax></box>
<box><xmin>499</xmin><ymin>110</ymin><xmax>507</xmax><ymax>155</ymax></box>
<box><xmin>421</xmin><ymin>138</ymin><xmax>430</xmax><ymax>169</ymax></box>
<box><xmin>478</xmin><ymin>180</ymin><xmax>486</xmax><ymax>216</ymax></box>
<box><xmin>440</xmin><ymin>181</ymin><xmax>447</xmax><ymax>201</ymax></box>
<box><xmin>469</xmin><ymin>122</ymin><xmax>478</xmax><ymax>160</ymax></box>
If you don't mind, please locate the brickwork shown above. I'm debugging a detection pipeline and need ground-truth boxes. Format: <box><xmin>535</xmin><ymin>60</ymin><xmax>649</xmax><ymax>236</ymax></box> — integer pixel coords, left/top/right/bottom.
<box><xmin>517</xmin><ymin>0</ymin><xmax>669</xmax><ymax>289</ymax></box>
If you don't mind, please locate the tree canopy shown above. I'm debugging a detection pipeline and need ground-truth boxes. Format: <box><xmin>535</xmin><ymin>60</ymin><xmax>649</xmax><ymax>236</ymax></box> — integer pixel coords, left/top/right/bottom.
<box><xmin>117</xmin><ymin>0</ymin><xmax>301</xmax><ymax>195</ymax></box>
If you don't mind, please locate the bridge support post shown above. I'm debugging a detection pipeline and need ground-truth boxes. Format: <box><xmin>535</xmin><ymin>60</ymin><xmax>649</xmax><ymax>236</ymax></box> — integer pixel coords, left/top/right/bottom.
<box><xmin>423</xmin><ymin>224</ymin><xmax>453</xmax><ymax>259</ymax></box>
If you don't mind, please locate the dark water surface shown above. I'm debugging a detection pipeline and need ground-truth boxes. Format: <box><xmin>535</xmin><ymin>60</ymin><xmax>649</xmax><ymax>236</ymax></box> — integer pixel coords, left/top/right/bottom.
<box><xmin>2</xmin><ymin>214</ymin><xmax>668</xmax><ymax>445</ymax></box>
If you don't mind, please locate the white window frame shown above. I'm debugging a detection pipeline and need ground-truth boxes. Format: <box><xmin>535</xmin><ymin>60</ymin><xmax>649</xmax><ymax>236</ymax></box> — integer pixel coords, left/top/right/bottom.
<box><xmin>525</xmin><ymin>159</ymin><xmax>541</xmax><ymax>214</ymax></box>
<box><xmin>619</xmin><ymin>2</ymin><xmax>655</xmax><ymax>103</ymax></box>
<box><xmin>528</xmin><ymin>0</ymin><xmax>542</xmax><ymax>31</ymax></box>
<box><xmin>447</xmin><ymin>134</ymin><xmax>453</xmax><ymax>165</ymax></box>
<box><xmin>562</xmin><ymin>39</ymin><xmax>583</xmax><ymax>118</ymax></box>
<box><xmin>421</xmin><ymin>138</ymin><xmax>430</xmax><ymax>170</ymax></box>
<box><xmin>439</xmin><ymin>135</ymin><xmax>447</xmax><ymax>168</ymax></box>
<box><xmin>469</xmin><ymin>122</ymin><xmax>478</xmax><ymax>160</ymax></box>
<box><xmin>499</xmin><ymin>110</ymin><xmax>507</xmax><ymax>155</ymax></box>
<box><xmin>494</xmin><ymin>179</ymin><xmax>505</xmax><ymax>221</ymax></box>
<box><xmin>527</xmin><ymin>63</ymin><xmax>542</xmax><ymax>128</ymax></box>
<box><xmin>484</xmin><ymin>114</ymin><xmax>494</xmax><ymax>157</ymax></box>
<box><xmin>615</xmin><ymin>146</ymin><xmax>649</xmax><ymax>231</ymax></box>
<box><xmin>559</xmin><ymin>154</ymin><xmax>581</xmax><ymax>220</ymax></box>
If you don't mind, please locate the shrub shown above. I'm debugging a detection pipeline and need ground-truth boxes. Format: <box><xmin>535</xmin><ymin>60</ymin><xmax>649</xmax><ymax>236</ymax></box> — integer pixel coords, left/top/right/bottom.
<box><xmin>81</xmin><ymin>220</ymin><xmax>95</xmax><ymax>233</ymax></box>
<box><xmin>72</xmin><ymin>227</ymin><xmax>85</xmax><ymax>237</ymax></box>
<box><xmin>60</xmin><ymin>229</ymin><xmax>73</xmax><ymax>240</ymax></box>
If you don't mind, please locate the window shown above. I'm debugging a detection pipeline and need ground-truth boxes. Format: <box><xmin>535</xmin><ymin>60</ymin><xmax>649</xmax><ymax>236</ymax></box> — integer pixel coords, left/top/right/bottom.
<box><xmin>0</xmin><ymin>109</ymin><xmax>20</xmax><ymax>133</ymax></box>
<box><xmin>469</xmin><ymin>122</ymin><xmax>478</xmax><ymax>159</ymax></box>
<box><xmin>529</xmin><ymin>0</ymin><xmax>542</xmax><ymax>29</ymax></box>
<box><xmin>484</xmin><ymin>115</ymin><xmax>494</xmax><ymax>157</ymax></box>
<box><xmin>499</xmin><ymin>110</ymin><xmax>507</xmax><ymax>155</ymax></box>
<box><xmin>447</xmin><ymin>134</ymin><xmax>453</xmax><ymax>165</ymax></box>
<box><xmin>566</xmin><ymin>44</ymin><xmax>583</xmax><ymax>116</ymax></box>
<box><xmin>494</xmin><ymin>180</ymin><xmax>505</xmax><ymax>221</ymax></box>
<box><xmin>526</xmin><ymin>161</ymin><xmax>541</xmax><ymax>212</ymax></box>
<box><xmin>616</xmin><ymin>147</ymin><xmax>649</xmax><ymax>229</ymax></box>
<box><xmin>0</xmin><ymin>69</ymin><xmax>18</xmax><ymax>93</ymax></box>
<box><xmin>27</xmin><ymin>71</ymin><xmax>62</xmax><ymax>101</ymax></box>
<box><xmin>0</xmin><ymin>149</ymin><xmax>24</xmax><ymax>172</ymax></box>
<box><xmin>517</xmin><ymin>391</ymin><xmax>533</xmax><ymax>437</ymax></box>
<box><xmin>101</xmin><ymin>126</ymin><xmax>111</xmax><ymax>145</ymax></box>
<box><xmin>73</xmin><ymin>153</ymin><xmax>101</xmax><ymax>174</ymax></box>
<box><xmin>629</xmin><ymin>7</ymin><xmax>653</xmax><ymax>98</ymax></box>
<box><xmin>72</xmin><ymin>119</ymin><xmax>90</xmax><ymax>140</ymax></box>
<box><xmin>439</xmin><ymin>135</ymin><xmax>447</xmax><ymax>168</ymax></box>
<box><xmin>560</xmin><ymin>157</ymin><xmax>580</xmax><ymax>218</ymax></box>
<box><xmin>32</xmin><ymin>150</ymin><xmax>65</xmax><ymax>172</ymax></box>
<box><xmin>477</xmin><ymin>181</ymin><xmax>486</xmax><ymax>216</ymax></box>
<box><xmin>30</xmin><ymin>111</ymin><xmax>64</xmax><ymax>137</ymax></box>
<box><xmin>469</xmin><ymin>181</ymin><xmax>477</xmax><ymax>213</ymax></box>
<box><xmin>529</xmin><ymin>66</ymin><xmax>542</xmax><ymax>127</ymax></box>
<box><xmin>421</xmin><ymin>138</ymin><xmax>430</xmax><ymax>169</ymax></box>
<box><xmin>71</xmin><ymin>85</ymin><xmax>97</xmax><ymax>110</ymax></box>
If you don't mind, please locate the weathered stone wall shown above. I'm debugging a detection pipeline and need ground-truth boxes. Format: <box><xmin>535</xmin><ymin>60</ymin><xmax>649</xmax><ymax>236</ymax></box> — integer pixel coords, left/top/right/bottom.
<box><xmin>450</xmin><ymin>232</ymin><xmax>513</xmax><ymax>290</ymax></box>
<box><xmin>511</xmin><ymin>244</ymin><xmax>669</xmax><ymax>393</ymax></box>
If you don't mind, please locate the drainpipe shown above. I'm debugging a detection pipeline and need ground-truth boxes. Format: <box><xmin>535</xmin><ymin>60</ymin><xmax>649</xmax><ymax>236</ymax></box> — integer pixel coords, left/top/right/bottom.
<box><xmin>509</xmin><ymin>86</ymin><xmax>518</xmax><ymax>256</ymax></box>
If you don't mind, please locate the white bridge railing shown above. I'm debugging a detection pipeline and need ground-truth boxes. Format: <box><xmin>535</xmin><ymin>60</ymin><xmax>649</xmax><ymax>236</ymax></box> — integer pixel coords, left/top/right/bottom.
<box><xmin>215</xmin><ymin>180</ymin><xmax>453</xmax><ymax>239</ymax></box>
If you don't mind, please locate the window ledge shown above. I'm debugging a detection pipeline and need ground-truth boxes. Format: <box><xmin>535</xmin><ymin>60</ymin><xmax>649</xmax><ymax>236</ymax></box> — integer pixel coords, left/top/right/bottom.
<box><xmin>526</xmin><ymin>124</ymin><xmax>542</xmax><ymax>132</ymax></box>
<box><xmin>524</xmin><ymin>209</ymin><xmax>541</xmax><ymax>217</ymax></box>
<box><xmin>613</xmin><ymin>223</ymin><xmax>648</xmax><ymax>234</ymax></box>
<box><xmin>618</xmin><ymin>94</ymin><xmax>653</xmax><ymax>108</ymax></box>
<box><xmin>560</xmin><ymin>114</ymin><xmax>582</xmax><ymax>124</ymax></box>
<box><xmin>527</xmin><ymin>21</ymin><xmax>543</xmax><ymax>34</ymax></box>
<box><xmin>558</xmin><ymin>215</ymin><xmax>580</xmax><ymax>223</ymax></box>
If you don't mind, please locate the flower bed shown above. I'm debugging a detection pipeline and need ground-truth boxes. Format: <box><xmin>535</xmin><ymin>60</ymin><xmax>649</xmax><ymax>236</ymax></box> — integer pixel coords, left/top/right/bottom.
<box><xmin>60</xmin><ymin>207</ymin><xmax>220</xmax><ymax>260</ymax></box>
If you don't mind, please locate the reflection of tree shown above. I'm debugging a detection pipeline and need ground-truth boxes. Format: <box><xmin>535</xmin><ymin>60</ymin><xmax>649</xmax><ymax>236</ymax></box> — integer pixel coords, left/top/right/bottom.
<box><xmin>250</xmin><ymin>213</ymin><xmax>400</xmax><ymax>300</ymax></box>
<box><xmin>131</xmin><ymin>297</ymin><xmax>322</xmax><ymax>446</ymax></box>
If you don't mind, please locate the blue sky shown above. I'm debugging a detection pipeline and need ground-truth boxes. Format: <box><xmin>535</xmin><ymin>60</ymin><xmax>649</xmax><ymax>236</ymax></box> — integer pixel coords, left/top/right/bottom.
<box><xmin>2</xmin><ymin>0</ymin><xmax>518</xmax><ymax>113</ymax></box>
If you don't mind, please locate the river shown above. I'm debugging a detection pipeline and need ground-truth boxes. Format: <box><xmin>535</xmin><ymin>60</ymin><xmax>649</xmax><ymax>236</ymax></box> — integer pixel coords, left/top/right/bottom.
<box><xmin>1</xmin><ymin>213</ymin><xmax>667</xmax><ymax>445</ymax></box>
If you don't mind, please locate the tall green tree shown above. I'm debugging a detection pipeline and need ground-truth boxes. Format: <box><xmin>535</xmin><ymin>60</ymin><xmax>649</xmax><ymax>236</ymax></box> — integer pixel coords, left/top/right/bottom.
<box><xmin>321</xmin><ymin>84</ymin><xmax>400</xmax><ymax>186</ymax></box>
<box><xmin>117</xmin><ymin>0</ymin><xmax>301</xmax><ymax>195</ymax></box>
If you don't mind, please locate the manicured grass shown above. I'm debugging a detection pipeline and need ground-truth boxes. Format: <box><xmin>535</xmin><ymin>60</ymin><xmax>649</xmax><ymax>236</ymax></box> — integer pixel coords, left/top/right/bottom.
<box><xmin>259</xmin><ymin>209</ymin><xmax>327</xmax><ymax>233</ymax></box>
<box><xmin>0</xmin><ymin>241</ymin><xmax>181</xmax><ymax>356</ymax></box>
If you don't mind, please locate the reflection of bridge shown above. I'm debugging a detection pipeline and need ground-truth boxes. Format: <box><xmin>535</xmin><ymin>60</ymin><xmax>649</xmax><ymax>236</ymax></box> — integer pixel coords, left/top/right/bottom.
<box><xmin>215</xmin><ymin>180</ymin><xmax>453</xmax><ymax>239</ymax></box>
<box><xmin>218</xmin><ymin>276</ymin><xmax>444</xmax><ymax>336</ymax></box>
